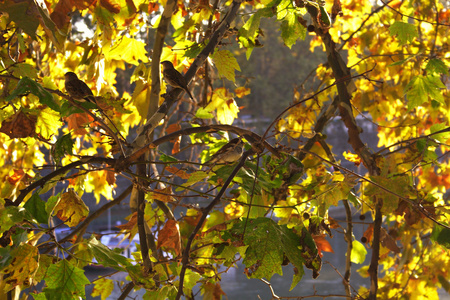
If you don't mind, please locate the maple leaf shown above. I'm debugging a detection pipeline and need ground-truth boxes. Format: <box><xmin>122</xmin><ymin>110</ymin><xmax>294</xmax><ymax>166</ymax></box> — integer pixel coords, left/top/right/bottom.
<box><xmin>166</xmin><ymin>166</ymin><xmax>191</xmax><ymax>180</ymax></box>
<box><xmin>43</xmin><ymin>260</ymin><xmax>90</xmax><ymax>300</ymax></box>
<box><xmin>0</xmin><ymin>110</ymin><xmax>37</xmax><ymax>139</ymax></box>
<box><xmin>312</xmin><ymin>234</ymin><xmax>334</xmax><ymax>258</ymax></box>
<box><xmin>54</xmin><ymin>190</ymin><xmax>89</xmax><ymax>227</ymax></box>
<box><xmin>211</xmin><ymin>50</ymin><xmax>241</xmax><ymax>82</ymax></box>
<box><xmin>157</xmin><ymin>219</ymin><xmax>182</xmax><ymax>256</ymax></box>
<box><xmin>2</xmin><ymin>243</ymin><xmax>38</xmax><ymax>291</ymax></box>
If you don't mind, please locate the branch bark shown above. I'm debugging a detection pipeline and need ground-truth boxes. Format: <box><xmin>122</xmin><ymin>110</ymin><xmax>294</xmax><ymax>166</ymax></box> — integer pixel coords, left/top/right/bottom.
<box><xmin>175</xmin><ymin>150</ymin><xmax>251</xmax><ymax>300</ymax></box>
<box><xmin>129</xmin><ymin>0</ymin><xmax>244</xmax><ymax>150</ymax></box>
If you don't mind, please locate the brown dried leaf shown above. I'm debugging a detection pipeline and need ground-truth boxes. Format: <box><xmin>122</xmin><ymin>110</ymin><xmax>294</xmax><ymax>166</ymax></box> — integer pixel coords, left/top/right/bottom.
<box><xmin>166</xmin><ymin>166</ymin><xmax>190</xmax><ymax>180</ymax></box>
<box><xmin>157</xmin><ymin>220</ymin><xmax>181</xmax><ymax>256</ymax></box>
<box><xmin>0</xmin><ymin>110</ymin><xmax>36</xmax><ymax>139</ymax></box>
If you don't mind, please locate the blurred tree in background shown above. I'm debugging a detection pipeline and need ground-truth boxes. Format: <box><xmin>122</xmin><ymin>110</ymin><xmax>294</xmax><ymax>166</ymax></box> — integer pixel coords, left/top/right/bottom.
<box><xmin>0</xmin><ymin>0</ymin><xmax>449</xmax><ymax>299</ymax></box>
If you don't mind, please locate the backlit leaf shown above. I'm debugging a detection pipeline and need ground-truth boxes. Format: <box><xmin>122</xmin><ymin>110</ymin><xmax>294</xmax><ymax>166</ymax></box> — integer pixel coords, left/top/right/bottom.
<box><xmin>37</xmin><ymin>107</ymin><xmax>63</xmax><ymax>139</ymax></box>
<box><xmin>6</xmin><ymin>77</ymin><xmax>60</xmax><ymax>112</ymax></box>
<box><xmin>2</xmin><ymin>243</ymin><xmax>38</xmax><ymax>291</ymax></box>
<box><xmin>426</xmin><ymin>58</ymin><xmax>449</xmax><ymax>75</ymax></box>
<box><xmin>91</xmin><ymin>278</ymin><xmax>114</xmax><ymax>300</ymax></box>
<box><xmin>350</xmin><ymin>240</ymin><xmax>367</xmax><ymax>264</ymax></box>
<box><xmin>54</xmin><ymin>190</ymin><xmax>89</xmax><ymax>227</ymax></box>
<box><xmin>389</xmin><ymin>21</ymin><xmax>418</xmax><ymax>44</ymax></box>
<box><xmin>106</xmin><ymin>36</ymin><xmax>149</xmax><ymax>65</ymax></box>
<box><xmin>24</xmin><ymin>193</ymin><xmax>48</xmax><ymax>224</ymax></box>
<box><xmin>43</xmin><ymin>260</ymin><xmax>90</xmax><ymax>300</ymax></box>
<box><xmin>211</xmin><ymin>50</ymin><xmax>241</xmax><ymax>83</ymax></box>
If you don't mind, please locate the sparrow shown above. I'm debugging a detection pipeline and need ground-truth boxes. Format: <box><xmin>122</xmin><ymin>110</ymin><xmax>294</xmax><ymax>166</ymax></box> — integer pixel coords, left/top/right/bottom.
<box><xmin>64</xmin><ymin>72</ymin><xmax>96</xmax><ymax>103</ymax></box>
<box><xmin>207</xmin><ymin>138</ymin><xmax>244</xmax><ymax>165</ymax></box>
<box><xmin>161</xmin><ymin>61</ymin><xmax>194</xmax><ymax>100</ymax></box>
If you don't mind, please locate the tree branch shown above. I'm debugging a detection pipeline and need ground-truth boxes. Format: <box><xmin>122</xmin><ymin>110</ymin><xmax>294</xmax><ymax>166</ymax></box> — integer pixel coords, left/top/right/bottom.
<box><xmin>129</xmin><ymin>0</ymin><xmax>244</xmax><ymax>150</ymax></box>
<box><xmin>175</xmin><ymin>150</ymin><xmax>251</xmax><ymax>300</ymax></box>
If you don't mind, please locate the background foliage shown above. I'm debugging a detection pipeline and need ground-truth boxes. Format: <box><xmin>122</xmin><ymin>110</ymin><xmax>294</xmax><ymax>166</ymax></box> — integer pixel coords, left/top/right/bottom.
<box><xmin>0</xmin><ymin>0</ymin><xmax>449</xmax><ymax>299</ymax></box>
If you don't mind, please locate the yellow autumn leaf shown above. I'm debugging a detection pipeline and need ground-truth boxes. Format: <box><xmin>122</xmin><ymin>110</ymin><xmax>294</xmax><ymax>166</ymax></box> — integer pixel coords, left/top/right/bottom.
<box><xmin>211</xmin><ymin>50</ymin><xmax>241</xmax><ymax>82</ymax></box>
<box><xmin>86</xmin><ymin>170</ymin><xmax>116</xmax><ymax>202</ymax></box>
<box><xmin>2</xmin><ymin>243</ymin><xmax>39</xmax><ymax>291</ymax></box>
<box><xmin>105</xmin><ymin>36</ymin><xmax>148</xmax><ymax>65</ymax></box>
<box><xmin>36</xmin><ymin>107</ymin><xmax>63</xmax><ymax>139</ymax></box>
<box><xmin>54</xmin><ymin>190</ymin><xmax>89</xmax><ymax>227</ymax></box>
<box><xmin>204</xmin><ymin>88</ymin><xmax>239</xmax><ymax>125</ymax></box>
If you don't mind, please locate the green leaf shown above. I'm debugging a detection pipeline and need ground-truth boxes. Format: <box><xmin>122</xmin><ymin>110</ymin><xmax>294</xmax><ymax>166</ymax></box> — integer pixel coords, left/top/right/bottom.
<box><xmin>0</xmin><ymin>207</ymin><xmax>28</xmax><ymax>234</ymax></box>
<box><xmin>53</xmin><ymin>133</ymin><xmax>74</xmax><ymax>161</ymax></box>
<box><xmin>405</xmin><ymin>75</ymin><xmax>446</xmax><ymax>109</ymax></box>
<box><xmin>31</xmin><ymin>292</ymin><xmax>47</xmax><ymax>300</ymax></box>
<box><xmin>389</xmin><ymin>21</ymin><xmax>418</xmax><ymax>44</ymax></box>
<box><xmin>0</xmin><ymin>2</ymin><xmax>39</xmax><ymax>39</ymax></box>
<box><xmin>195</xmin><ymin>107</ymin><xmax>214</xmax><ymax>119</ymax></box>
<box><xmin>211</xmin><ymin>50</ymin><xmax>241</xmax><ymax>83</ymax></box>
<box><xmin>425</xmin><ymin>58</ymin><xmax>449</xmax><ymax>75</ymax></box>
<box><xmin>159</xmin><ymin>153</ymin><xmax>178</xmax><ymax>163</ymax></box>
<box><xmin>431</xmin><ymin>224</ymin><xmax>450</xmax><ymax>248</ymax></box>
<box><xmin>365</xmin><ymin>175</ymin><xmax>410</xmax><ymax>214</ymax></box>
<box><xmin>11</xmin><ymin>63</ymin><xmax>38</xmax><ymax>79</ymax></box>
<box><xmin>43</xmin><ymin>260</ymin><xmax>90</xmax><ymax>300</ymax></box>
<box><xmin>86</xmin><ymin>236</ymin><xmax>132</xmax><ymax>271</ymax></box>
<box><xmin>280</xmin><ymin>11</ymin><xmax>306</xmax><ymax>48</ymax></box>
<box><xmin>24</xmin><ymin>193</ymin><xmax>49</xmax><ymax>224</ymax></box>
<box><xmin>350</xmin><ymin>240</ymin><xmax>367</xmax><ymax>264</ymax></box>
<box><xmin>226</xmin><ymin>218</ymin><xmax>307</xmax><ymax>288</ymax></box>
<box><xmin>6</xmin><ymin>77</ymin><xmax>60</xmax><ymax>112</ymax></box>
<box><xmin>430</xmin><ymin>123</ymin><xmax>450</xmax><ymax>143</ymax></box>
<box><xmin>180</xmin><ymin>171</ymin><xmax>208</xmax><ymax>188</ymax></box>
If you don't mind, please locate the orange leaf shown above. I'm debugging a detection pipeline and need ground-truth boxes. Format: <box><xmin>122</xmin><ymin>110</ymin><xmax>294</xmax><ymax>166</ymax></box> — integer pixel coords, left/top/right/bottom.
<box><xmin>7</xmin><ymin>169</ymin><xmax>25</xmax><ymax>185</ymax></box>
<box><xmin>171</xmin><ymin>139</ymin><xmax>180</xmax><ymax>154</ymax></box>
<box><xmin>363</xmin><ymin>224</ymin><xmax>374</xmax><ymax>245</ymax></box>
<box><xmin>148</xmin><ymin>2</ymin><xmax>159</xmax><ymax>14</ymax></box>
<box><xmin>65</xmin><ymin>113</ymin><xmax>93</xmax><ymax>135</ymax></box>
<box><xmin>166</xmin><ymin>166</ymin><xmax>190</xmax><ymax>180</ymax></box>
<box><xmin>151</xmin><ymin>187</ymin><xmax>175</xmax><ymax>202</ymax></box>
<box><xmin>100</xmin><ymin>0</ymin><xmax>120</xmax><ymax>13</ymax></box>
<box><xmin>312</xmin><ymin>234</ymin><xmax>334</xmax><ymax>258</ymax></box>
<box><xmin>157</xmin><ymin>220</ymin><xmax>181</xmax><ymax>256</ymax></box>
<box><xmin>166</xmin><ymin>123</ymin><xmax>182</xmax><ymax>135</ymax></box>
<box><xmin>235</xmin><ymin>87</ymin><xmax>251</xmax><ymax>98</ymax></box>
<box><xmin>116</xmin><ymin>212</ymin><xmax>138</xmax><ymax>231</ymax></box>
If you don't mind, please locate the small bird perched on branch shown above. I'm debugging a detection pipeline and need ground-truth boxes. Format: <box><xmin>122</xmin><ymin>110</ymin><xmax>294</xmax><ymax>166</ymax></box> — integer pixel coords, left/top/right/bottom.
<box><xmin>64</xmin><ymin>72</ymin><xmax>96</xmax><ymax>103</ymax></box>
<box><xmin>161</xmin><ymin>61</ymin><xmax>194</xmax><ymax>100</ymax></box>
<box><xmin>207</xmin><ymin>138</ymin><xmax>245</xmax><ymax>165</ymax></box>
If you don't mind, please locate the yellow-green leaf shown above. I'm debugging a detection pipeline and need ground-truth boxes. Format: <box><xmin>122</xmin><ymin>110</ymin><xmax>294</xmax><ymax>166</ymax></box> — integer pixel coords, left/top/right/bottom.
<box><xmin>36</xmin><ymin>107</ymin><xmax>63</xmax><ymax>139</ymax></box>
<box><xmin>106</xmin><ymin>36</ymin><xmax>148</xmax><ymax>65</ymax></box>
<box><xmin>212</xmin><ymin>50</ymin><xmax>241</xmax><ymax>83</ymax></box>
<box><xmin>53</xmin><ymin>190</ymin><xmax>89</xmax><ymax>227</ymax></box>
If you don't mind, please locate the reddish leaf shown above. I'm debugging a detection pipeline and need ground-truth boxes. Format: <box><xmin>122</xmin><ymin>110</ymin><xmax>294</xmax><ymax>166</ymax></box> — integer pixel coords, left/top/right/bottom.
<box><xmin>116</xmin><ymin>212</ymin><xmax>137</xmax><ymax>231</ymax></box>
<box><xmin>100</xmin><ymin>0</ymin><xmax>121</xmax><ymax>13</ymax></box>
<box><xmin>151</xmin><ymin>187</ymin><xmax>175</xmax><ymax>202</ymax></box>
<box><xmin>106</xmin><ymin>170</ymin><xmax>116</xmax><ymax>186</ymax></box>
<box><xmin>7</xmin><ymin>169</ymin><xmax>25</xmax><ymax>185</ymax></box>
<box><xmin>0</xmin><ymin>110</ymin><xmax>36</xmax><ymax>139</ymax></box>
<box><xmin>157</xmin><ymin>220</ymin><xmax>181</xmax><ymax>256</ymax></box>
<box><xmin>148</xmin><ymin>2</ymin><xmax>159</xmax><ymax>14</ymax></box>
<box><xmin>363</xmin><ymin>224</ymin><xmax>374</xmax><ymax>245</ymax></box>
<box><xmin>380</xmin><ymin>228</ymin><xmax>400</xmax><ymax>253</ymax></box>
<box><xmin>166</xmin><ymin>166</ymin><xmax>190</xmax><ymax>180</ymax></box>
<box><xmin>312</xmin><ymin>234</ymin><xmax>334</xmax><ymax>258</ymax></box>
<box><xmin>65</xmin><ymin>113</ymin><xmax>93</xmax><ymax>135</ymax></box>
